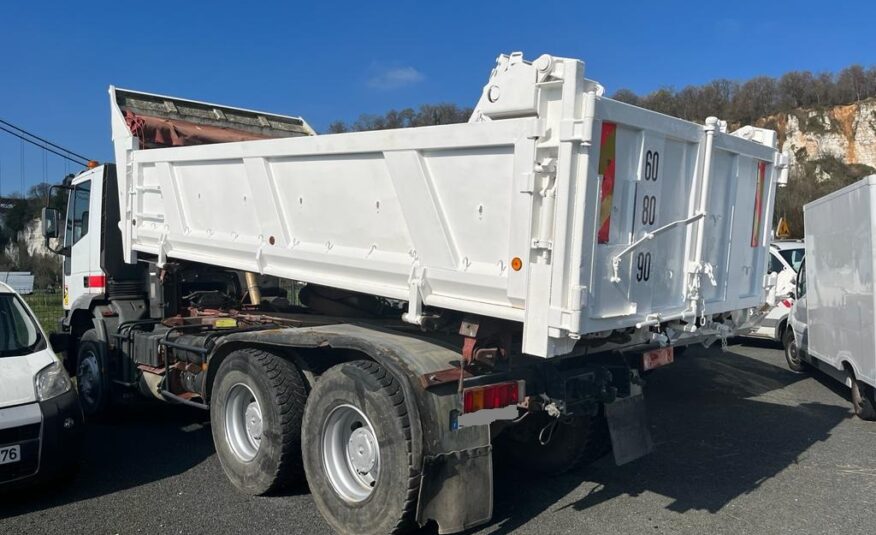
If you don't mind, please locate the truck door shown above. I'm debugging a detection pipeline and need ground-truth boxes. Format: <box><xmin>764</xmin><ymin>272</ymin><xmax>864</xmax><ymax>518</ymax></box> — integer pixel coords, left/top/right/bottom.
<box><xmin>63</xmin><ymin>171</ymin><xmax>103</xmax><ymax>310</ymax></box>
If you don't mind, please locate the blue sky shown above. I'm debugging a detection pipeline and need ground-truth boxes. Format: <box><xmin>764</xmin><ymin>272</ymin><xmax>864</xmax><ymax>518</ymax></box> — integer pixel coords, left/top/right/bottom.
<box><xmin>1</xmin><ymin>0</ymin><xmax>874</xmax><ymax>195</ymax></box>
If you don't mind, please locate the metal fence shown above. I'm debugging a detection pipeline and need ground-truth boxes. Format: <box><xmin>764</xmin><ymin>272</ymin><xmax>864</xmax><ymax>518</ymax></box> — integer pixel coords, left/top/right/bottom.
<box><xmin>23</xmin><ymin>290</ymin><xmax>63</xmax><ymax>333</ymax></box>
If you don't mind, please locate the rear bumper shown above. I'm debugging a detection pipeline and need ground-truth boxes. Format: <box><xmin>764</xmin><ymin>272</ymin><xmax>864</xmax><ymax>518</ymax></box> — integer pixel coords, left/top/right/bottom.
<box><xmin>0</xmin><ymin>390</ymin><xmax>83</xmax><ymax>487</ymax></box>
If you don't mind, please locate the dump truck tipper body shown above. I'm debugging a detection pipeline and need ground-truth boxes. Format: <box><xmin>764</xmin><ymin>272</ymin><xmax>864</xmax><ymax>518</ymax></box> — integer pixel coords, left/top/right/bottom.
<box><xmin>110</xmin><ymin>53</ymin><xmax>784</xmax><ymax>358</ymax></box>
<box><xmin>43</xmin><ymin>53</ymin><xmax>785</xmax><ymax>535</ymax></box>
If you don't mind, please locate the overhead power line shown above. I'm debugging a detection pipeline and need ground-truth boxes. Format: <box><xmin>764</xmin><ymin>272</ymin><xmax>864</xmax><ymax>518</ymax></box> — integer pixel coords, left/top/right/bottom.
<box><xmin>0</xmin><ymin>118</ymin><xmax>91</xmax><ymax>167</ymax></box>
<box><xmin>0</xmin><ymin>124</ymin><xmax>90</xmax><ymax>167</ymax></box>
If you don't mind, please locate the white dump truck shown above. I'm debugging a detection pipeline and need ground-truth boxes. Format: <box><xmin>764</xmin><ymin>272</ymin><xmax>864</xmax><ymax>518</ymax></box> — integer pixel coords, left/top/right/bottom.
<box><xmin>41</xmin><ymin>52</ymin><xmax>785</xmax><ymax>534</ymax></box>
<box><xmin>786</xmin><ymin>176</ymin><xmax>876</xmax><ymax>419</ymax></box>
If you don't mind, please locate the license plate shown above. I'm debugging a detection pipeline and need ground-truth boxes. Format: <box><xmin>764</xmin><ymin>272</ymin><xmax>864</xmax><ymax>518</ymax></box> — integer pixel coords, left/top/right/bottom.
<box><xmin>0</xmin><ymin>445</ymin><xmax>21</xmax><ymax>465</ymax></box>
<box><xmin>643</xmin><ymin>346</ymin><xmax>674</xmax><ymax>371</ymax></box>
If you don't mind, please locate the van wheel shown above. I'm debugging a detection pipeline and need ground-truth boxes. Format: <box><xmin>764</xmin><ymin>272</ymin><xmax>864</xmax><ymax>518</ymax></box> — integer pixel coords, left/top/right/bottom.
<box><xmin>211</xmin><ymin>348</ymin><xmax>307</xmax><ymax>495</ymax></box>
<box><xmin>76</xmin><ymin>329</ymin><xmax>110</xmax><ymax>417</ymax></box>
<box><xmin>302</xmin><ymin>361</ymin><xmax>420</xmax><ymax>535</ymax></box>
<box><xmin>782</xmin><ymin>328</ymin><xmax>806</xmax><ymax>373</ymax></box>
<box><xmin>850</xmin><ymin>374</ymin><xmax>876</xmax><ymax>421</ymax></box>
<box><xmin>495</xmin><ymin>410</ymin><xmax>611</xmax><ymax>476</ymax></box>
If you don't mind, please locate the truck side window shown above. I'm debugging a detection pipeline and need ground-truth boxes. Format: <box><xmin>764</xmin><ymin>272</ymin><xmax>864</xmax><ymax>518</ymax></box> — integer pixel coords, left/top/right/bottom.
<box><xmin>769</xmin><ymin>253</ymin><xmax>784</xmax><ymax>274</ymax></box>
<box><xmin>65</xmin><ymin>182</ymin><xmax>91</xmax><ymax>247</ymax></box>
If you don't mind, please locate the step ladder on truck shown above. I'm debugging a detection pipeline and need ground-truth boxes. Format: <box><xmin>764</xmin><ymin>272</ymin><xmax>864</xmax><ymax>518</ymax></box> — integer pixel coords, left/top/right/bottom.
<box><xmin>41</xmin><ymin>52</ymin><xmax>787</xmax><ymax>535</ymax></box>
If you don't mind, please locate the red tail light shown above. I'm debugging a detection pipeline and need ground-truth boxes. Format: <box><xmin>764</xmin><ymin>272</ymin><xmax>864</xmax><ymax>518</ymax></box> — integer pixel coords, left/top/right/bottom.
<box><xmin>463</xmin><ymin>381</ymin><xmax>522</xmax><ymax>413</ymax></box>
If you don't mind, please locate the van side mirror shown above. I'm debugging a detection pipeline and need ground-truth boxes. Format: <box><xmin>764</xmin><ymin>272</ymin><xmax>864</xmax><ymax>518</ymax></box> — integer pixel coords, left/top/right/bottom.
<box><xmin>795</xmin><ymin>261</ymin><xmax>806</xmax><ymax>299</ymax></box>
<box><xmin>41</xmin><ymin>207</ymin><xmax>60</xmax><ymax>239</ymax></box>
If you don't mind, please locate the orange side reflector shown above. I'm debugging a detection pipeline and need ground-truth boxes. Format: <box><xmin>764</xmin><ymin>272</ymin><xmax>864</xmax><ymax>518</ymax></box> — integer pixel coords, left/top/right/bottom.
<box><xmin>597</xmin><ymin>122</ymin><xmax>617</xmax><ymax>244</ymax></box>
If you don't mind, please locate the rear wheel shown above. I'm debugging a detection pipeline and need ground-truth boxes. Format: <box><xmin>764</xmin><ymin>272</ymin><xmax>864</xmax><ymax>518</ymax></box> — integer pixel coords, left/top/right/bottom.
<box><xmin>782</xmin><ymin>327</ymin><xmax>807</xmax><ymax>373</ymax></box>
<box><xmin>302</xmin><ymin>360</ymin><xmax>420</xmax><ymax>535</ymax></box>
<box><xmin>495</xmin><ymin>410</ymin><xmax>611</xmax><ymax>476</ymax></box>
<box><xmin>850</xmin><ymin>371</ymin><xmax>876</xmax><ymax>421</ymax></box>
<box><xmin>210</xmin><ymin>348</ymin><xmax>307</xmax><ymax>494</ymax></box>
<box><xmin>76</xmin><ymin>329</ymin><xmax>110</xmax><ymax>417</ymax></box>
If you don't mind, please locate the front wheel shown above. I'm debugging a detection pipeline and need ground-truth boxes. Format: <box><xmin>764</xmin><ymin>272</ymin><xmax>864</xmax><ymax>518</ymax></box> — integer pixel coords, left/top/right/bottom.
<box><xmin>210</xmin><ymin>348</ymin><xmax>307</xmax><ymax>495</ymax></box>
<box><xmin>76</xmin><ymin>329</ymin><xmax>110</xmax><ymax>417</ymax></box>
<box><xmin>302</xmin><ymin>360</ymin><xmax>420</xmax><ymax>535</ymax></box>
<box><xmin>782</xmin><ymin>327</ymin><xmax>807</xmax><ymax>373</ymax></box>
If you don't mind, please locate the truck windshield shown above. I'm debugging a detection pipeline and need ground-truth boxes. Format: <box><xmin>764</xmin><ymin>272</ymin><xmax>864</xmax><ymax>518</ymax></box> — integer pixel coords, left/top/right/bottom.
<box><xmin>779</xmin><ymin>248</ymin><xmax>805</xmax><ymax>272</ymax></box>
<box><xmin>0</xmin><ymin>294</ymin><xmax>46</xmax><ymax>358</ymax></box>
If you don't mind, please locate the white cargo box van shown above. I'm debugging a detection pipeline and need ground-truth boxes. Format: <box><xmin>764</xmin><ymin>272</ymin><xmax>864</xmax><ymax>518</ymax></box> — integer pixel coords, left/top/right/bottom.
<box><xmin>788</xmin><ymin>175</ymin><xmax>876</xmax><ymax>418</ymax></box>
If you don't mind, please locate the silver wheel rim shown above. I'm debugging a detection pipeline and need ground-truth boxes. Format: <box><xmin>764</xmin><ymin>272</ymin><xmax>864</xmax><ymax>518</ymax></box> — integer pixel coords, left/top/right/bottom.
<box><xmin>78</xmin><ymin>352</ymin><xmax>101</xmax><ymax>407</ymax></box>
<box><xmin>225</xmin><ymin>383</ymin><xmax>262</xmax><ymax>462</ymax></box>
<box><xmin>322</xmin><ymin>404</ymin><xmax>380</xmax><ymax>503</ymax></box>
<box><xmin>787</xmin><ymin>338</ymin><xmax>800</xmax><ymax>365</ymax></box>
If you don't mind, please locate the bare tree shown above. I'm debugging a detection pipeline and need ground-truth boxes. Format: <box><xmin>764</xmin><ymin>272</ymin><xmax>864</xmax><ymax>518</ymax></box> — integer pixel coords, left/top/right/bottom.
<box><xmin>611</xmin><ymin>88</ymin><xmax>640</xmax><ymax>106</ymax></box>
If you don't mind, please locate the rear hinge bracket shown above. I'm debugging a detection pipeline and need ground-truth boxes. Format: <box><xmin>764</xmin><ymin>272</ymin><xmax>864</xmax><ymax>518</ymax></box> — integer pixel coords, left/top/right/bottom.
<box><xmin>559</xmin><ymin>118</ymin><xmax>593</xmax><ymax>144</ymax></box>
<box><xmin>402</xmin><ymin>265</ymin><xmax>435</xmax><ymax>327</ymax></box>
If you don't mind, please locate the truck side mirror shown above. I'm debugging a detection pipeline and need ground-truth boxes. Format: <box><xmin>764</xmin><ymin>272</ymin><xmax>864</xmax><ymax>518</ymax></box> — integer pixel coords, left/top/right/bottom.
<box><xmin>41</xmin><ymin>207</ymin><xmax>60</xmax><ymax>239</ymax></box>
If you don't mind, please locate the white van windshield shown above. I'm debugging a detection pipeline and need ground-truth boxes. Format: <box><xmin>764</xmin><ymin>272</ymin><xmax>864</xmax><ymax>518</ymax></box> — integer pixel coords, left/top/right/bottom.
<box><xmin>779</xmin><ymin>247</ymin><xmax>805</xmax><ymax>273</ymax></box>
<box><xmin>0</xmin><ymin>294</ymin><xmax>46</xmax><ymax>358</ymax></box>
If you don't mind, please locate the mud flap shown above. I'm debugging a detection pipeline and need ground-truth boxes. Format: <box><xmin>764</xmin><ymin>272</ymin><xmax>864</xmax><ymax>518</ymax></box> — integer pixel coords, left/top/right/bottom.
<box><xmin>604</xmin><ymin>393</ymin><xmax>653</xmax><ymax>465</ymax></box>
<box><xmin>417</xmin><ymin>445</ymin><xmax>493</xmax><ymax>534</ymax></box>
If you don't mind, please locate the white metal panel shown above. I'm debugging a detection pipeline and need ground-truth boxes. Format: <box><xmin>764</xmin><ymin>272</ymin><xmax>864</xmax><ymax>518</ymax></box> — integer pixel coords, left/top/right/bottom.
<box><xmin>110</xmin><ymin>53</ymin><xmax>782</xmax><ymax>358</ymax></box>
<box><xmin>803</xmin><ymin>177</ymin><xmax>876</xmax><ymax>386</ymax></box>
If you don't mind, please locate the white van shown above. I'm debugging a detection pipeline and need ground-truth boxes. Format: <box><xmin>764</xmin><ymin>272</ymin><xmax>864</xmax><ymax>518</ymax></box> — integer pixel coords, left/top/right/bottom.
<box><xmin>786</xmin><ymin>176</ymin><xmax>876</xmax><ymax>419</ymax></box>
<box><xmin>747</xmin><ymin>240</ymin><xmax>804</xmax><ymax>343</ymax></box>
<box><xmin>0</xmin><ymin>282</ymin><xmax>83</xmax><ymax>486</ymax></box>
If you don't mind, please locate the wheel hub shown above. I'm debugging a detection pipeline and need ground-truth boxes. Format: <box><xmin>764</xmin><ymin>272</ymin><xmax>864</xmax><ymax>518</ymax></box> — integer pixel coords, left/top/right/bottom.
<box><xmin>225</xmin><ymin>383</ymin><xmax>262</xmax><ymax>462</ymax></box>
<box><xmin>245</xmin><ymin>402</ymin><xmax>263</xmax><ymax>443</ymax></box>
<box><xmin>322</xmin><ymin>404</ymin><xmax>381</xmax><ymax>503</ymax></box>
<box><xmin>347</xmin><ymin>427</ymin><xmax>377</xmax><ymax>474</ymax></box>
<box><xmin>78</xmin><ymin>354</ymin><xmax>100</xmax><ymax>405</ymax></box>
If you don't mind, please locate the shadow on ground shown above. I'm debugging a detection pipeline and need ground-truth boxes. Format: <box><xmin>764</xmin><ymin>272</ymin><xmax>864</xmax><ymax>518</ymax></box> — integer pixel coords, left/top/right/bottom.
<box><xmin>466</xmin><ymin>345</ymin><xmax>850</xmax><ymax>535</ymax></box>
<box><xmin>1</xmin><ymin>343</ymin><xmax>852</xmax><ymax>533</ymax></box>
<box><xmin>0</xmin><ymin>401</ymin><xmax>215</xmax><ymax>518</ymax></box>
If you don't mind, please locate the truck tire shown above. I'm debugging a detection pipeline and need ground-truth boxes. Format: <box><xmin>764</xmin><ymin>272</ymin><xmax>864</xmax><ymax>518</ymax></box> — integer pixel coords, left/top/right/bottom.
<box><xmin>301</xmin><ymin>360</ymin><xmax>419</xmax><ymax>535</ymax></box>
<box><xmin>496</xmin><ymin>410</ymin><xmax>611</xmax><ymax>476</ymax></box>
<box><xmin>210</xmin><ymin>348</ymin><xmax>307</xmax><ymax>495</ymax></box>
<box><xmin>76</xmin><ymin>329</ymin><xmax>110</xmax><ymax>417</ymax></box>
<box><xmin>850</xmin><ymin>375</ymin><xmax>876</xmax><ymax>421</ymax></box>
<box><xmin>782</xmin><ymin>327</ymin><xmax>807</xmax><ymax>373</ymax></box>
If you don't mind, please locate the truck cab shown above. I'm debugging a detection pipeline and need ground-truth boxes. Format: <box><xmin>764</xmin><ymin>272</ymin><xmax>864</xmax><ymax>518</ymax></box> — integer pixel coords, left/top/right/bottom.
<box><xmin>61</xmin><ymin>165</ymin><xmax>105</xmax><ymax>312</ymax></box>
<box><xmin>42</xmin><ymin>163</ymin><xmax>144</xmax><ymax>376</ymax></box>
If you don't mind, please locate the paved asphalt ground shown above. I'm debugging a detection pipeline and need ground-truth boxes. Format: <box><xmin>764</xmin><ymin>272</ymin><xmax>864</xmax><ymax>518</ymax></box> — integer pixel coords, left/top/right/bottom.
<box><xmin>3</xmin><ymin>340</ymin><xmax>875</xmax><ymax>534</ymax></box>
